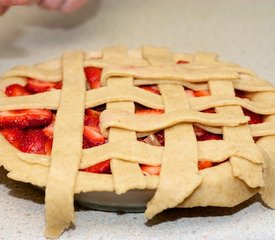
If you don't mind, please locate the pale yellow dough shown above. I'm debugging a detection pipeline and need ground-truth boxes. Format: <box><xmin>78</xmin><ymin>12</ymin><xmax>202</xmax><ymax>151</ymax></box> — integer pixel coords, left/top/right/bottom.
<box><xmin>0</xmin><ymin>46</ymin><xmax>275</xmax><ymax>238</ymax></box>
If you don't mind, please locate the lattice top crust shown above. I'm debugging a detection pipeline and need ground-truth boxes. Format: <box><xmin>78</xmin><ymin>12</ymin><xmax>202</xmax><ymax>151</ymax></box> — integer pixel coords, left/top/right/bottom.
<box><xmin>0</xmin><ymin>46</ymin><xmax>274</xmax><ymax>238</ymax></box>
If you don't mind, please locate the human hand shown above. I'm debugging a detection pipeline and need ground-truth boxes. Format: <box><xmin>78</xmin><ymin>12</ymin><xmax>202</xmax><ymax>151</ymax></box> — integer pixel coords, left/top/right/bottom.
<box><xmin>0</xmin><ymin>0</ymin><xmax>87</xmax><ymax>15</ymax></box>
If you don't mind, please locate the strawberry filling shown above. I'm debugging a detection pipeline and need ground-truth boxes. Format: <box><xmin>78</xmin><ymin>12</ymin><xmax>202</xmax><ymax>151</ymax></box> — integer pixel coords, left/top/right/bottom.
<box><xmin>0</xmin><ymin>70</ymin><xmax>264</xmax><ymax>175</ymax></box>
<box><xmin>25</xmin><ymin>79</ymin><xmax>62</xmax><ymax>94</ymax></box>
<box><xmin>5</xmin><ymin>84</ymin><xmax>29</xmax><ymax>97</ymax></box>
<box><xmin>84</xmin><ymin>66</ymin><xmax>102</xmax><ymax>89</ymax></box>
<box><xmin>177</xmin><ymin>60</ymin><xmax>189</xmax><ymax>64</ymax></box>
<box><xmin>82</xmin><ymin>160</ymin><xmax>111</xmax><ymax>174</ymax></box>
<box><xmin>139</xmin><ymin>85</ymin><xmax>160</xmax><ymax>95</ymax></box>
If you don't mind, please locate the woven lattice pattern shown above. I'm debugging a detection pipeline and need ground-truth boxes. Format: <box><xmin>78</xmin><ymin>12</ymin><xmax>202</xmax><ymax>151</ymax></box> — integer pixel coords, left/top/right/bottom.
<box><xmin>0</xmin><ymin>46</ymin><xmax>275</xmax><ymax>238</ymax></box>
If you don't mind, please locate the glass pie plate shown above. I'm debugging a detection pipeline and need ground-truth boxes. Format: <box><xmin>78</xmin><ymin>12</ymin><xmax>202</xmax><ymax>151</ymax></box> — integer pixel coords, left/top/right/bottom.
<box><xmin>75</xmin><ymin>190</ymin><xmax>156</xmax><ymax>213</ymax></box>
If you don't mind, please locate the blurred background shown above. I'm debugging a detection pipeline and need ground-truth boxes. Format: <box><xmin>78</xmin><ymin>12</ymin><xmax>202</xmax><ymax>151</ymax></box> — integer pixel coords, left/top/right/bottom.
<box><xmin>0</xmin><ymin>0</ymin><xmax>274</xmax><ymax>81</ymax></box>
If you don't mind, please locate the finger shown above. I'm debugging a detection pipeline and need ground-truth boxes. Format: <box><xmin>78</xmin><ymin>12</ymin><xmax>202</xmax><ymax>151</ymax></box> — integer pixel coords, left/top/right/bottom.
<box><xmin>38</xmin><ymin>0</ymin><xmax>64</xmax><ymax>10</ymax></box>
<box><xmin>0</xmin><ymin>0</ymin><xmax>29</xmax><ymax>6</ymax></box>
<box><xmin>60</xmin><ymin>0</ymin><xmax>86</xmax><ymax>13</ymax></box>
<box><xmin>0</xmin><ymin>5</ymin><xmax>9</xmax><ymax>14</ymax></box>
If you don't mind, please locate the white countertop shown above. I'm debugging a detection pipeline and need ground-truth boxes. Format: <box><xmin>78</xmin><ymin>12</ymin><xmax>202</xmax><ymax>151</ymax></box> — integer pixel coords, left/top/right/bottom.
<box><xmin>0</xmin><ymin>0</ymin><xmax>275</xmax><ymax>239</ymax></box>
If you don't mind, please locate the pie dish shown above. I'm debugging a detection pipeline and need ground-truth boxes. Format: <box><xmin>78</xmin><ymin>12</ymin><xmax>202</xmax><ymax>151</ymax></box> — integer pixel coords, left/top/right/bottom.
<box><xmin>0</xmin><ymin>46</ymin><xmax>274</xmax><ymax>238</ymax></box>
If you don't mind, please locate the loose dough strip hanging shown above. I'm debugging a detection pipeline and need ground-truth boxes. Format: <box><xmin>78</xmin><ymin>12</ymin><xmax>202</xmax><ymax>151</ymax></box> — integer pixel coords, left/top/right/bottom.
<box><xmin>202</xmin><ymin>52</ymin><xmax>264</xmax><ymax>189</ymax></box>
<box><xmin>44</xmin><ymin>52</ymin><xmax>86</xmax><ymax>238</ymax></box>
<box><xmin>142</xmin><ymin>46</ymin><xmax>202</xmax><ymax>219</ymax></box>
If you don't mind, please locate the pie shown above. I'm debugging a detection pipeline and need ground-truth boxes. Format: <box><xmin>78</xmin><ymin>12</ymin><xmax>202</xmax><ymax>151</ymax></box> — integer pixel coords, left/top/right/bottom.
<box><xmin>0</xmin><ymin>46</ymin><xmax>274</xmax><ymax>238</ymax></box>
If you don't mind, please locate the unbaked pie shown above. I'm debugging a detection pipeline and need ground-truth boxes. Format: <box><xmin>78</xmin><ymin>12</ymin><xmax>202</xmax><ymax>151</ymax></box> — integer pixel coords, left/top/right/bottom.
<box><xmin>0</xmin><ymin>46</ymin><xmax>274</xmax><ymax>238</ymax></box>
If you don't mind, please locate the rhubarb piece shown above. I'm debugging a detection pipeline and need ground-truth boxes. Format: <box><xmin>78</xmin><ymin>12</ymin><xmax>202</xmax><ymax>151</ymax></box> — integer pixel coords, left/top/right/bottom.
<box><xmin>143</xmin><ymin>134</ymin><xmax>161</xmax><ymax>146</ymax></box>
<box><xmin>140</xmin><ymin>164</ymin><xmax>161</xmax><ymax>176</ymax></box>
<box><xmin>154</xmin><ymin>130</ymin><xmax>165</xmax><ymax>146</ymax></box>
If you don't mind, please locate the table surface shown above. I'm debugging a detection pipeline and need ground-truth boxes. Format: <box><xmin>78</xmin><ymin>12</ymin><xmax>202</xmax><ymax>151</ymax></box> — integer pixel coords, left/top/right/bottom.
<box><xmin>0</xmin><ymin>0</ymin><xmax>275</xmax><ymax>239</ymax></box>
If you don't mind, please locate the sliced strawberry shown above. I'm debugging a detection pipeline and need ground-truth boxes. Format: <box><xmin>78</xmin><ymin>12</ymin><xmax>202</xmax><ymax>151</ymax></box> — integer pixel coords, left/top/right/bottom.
<box><xmin>86</xmin><ymin>109</ymin><xmax>101</xmax><ymax>118</ymax></box>
<box><xmin>197</xmin><ymin>132</ymin><xmax>223</xmax><ymax>141</ymax></box>
<box><xmin>193</xmin><ymin>90</ymin><xmax>211</xmax><ymax>97</ymax></box>
<box><xmin>25</xmin><ymin>79</ymin><xmax>62</xmax><ymax>94</ymax></box>
<box><xmin>45</xmin><ymin>138</ymin><xmax>53</xmax><ymax>155</ymax></box>
<box><xmin>235</xmin><ymin>90</ymin><xmax>249</xmax><ymax>99</ymax></box>
<box><xmin>185</xmin><ymin>89</ymin><xmax>195</xmax><ymax>97</ymax></box>
<box><xmin>84</xmin><ymin>67</ymin><xmax>102</xmax><ymax>89</ymax></box>
<box><xmin>19</xmin><ymin>129</ymin><xmax>47</xmax><ymax>154</ymax></box>
<box><xmin>0</xmin><ymin>109</ymin><xmax>53</xmax><ymax>129</ymax></box>
<box><xmin>154</xmin><ymin>130</ymin><xmax>165</xmax><ymax>146</ymax></box>
<box><xmin>0</xmin><ymin>127</ymin><xmax>24</xmax><ymax>149</ymax></box>
<box><xmin>242</xmin><ymin>109</ymin><xmax>263</xmax><ymax>124</ymax></box>
<box><xmin>140</xmin><ymin>164</ymin><xmax>161</xmax><ymax>176</ymax></box>
<box><xmin>139</xmin><ymin>85</ymin><xmax>160</xmax><ymax>95</ymax></box>
<box><xmin>203</xmin><ymin>108</ymin><xmax>215</xmax><ymax>114</ymax></box>
<box><xmin>83</xmin><ymin>126</ymin><xmax>105</xmax><ymax>148</ymax></box>
<box><xmin>84</xmin><ymin>110</ymin><xmax>100</xmax><ymax>128</ymax></box>
<box><xmin>83</xmin><ymin>160</ymin><xmax>111</xmax><ymax>174</ymax></box>
<box><xmin>82</xmin><ymin>137</ymin><xmax>93</xmax><ymax>149</ymax></box>
<box><xmin>177</xmin><ymin>60</ymin><xmax>189</xmax><ymax>64</ymax></box>
<box><xmin>135</xmin><ymin>109</ymin><xmax>164</xmax><ymax>115</ymax></box>
<box><xmin>5</xmin><ymin>84</ymin><xmax>29</xmax><ymax>97</ymax></box>
<box><xmin>198</xmin><ymin>160</ymin><xmax>213</xmax><ymax>170</ymax></box>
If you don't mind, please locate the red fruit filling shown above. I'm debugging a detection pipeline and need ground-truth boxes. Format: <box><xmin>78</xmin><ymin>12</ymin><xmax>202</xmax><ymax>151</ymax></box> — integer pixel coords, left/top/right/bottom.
<box><xmin>0</xmin><ymin>77</ymin><xmax>265</xmax><ymax>175</ymax></box>
<box><xmin>184</xmin><ymin>88</ymin><xmax>211</xmax><ymax>98</ymax></box>
<box><xmin>0</xmin><ymin>109</ymin><xmax>53</xmax><ymax>129</ymax></box>
<box><xmin>235</xmin><ymin>90</ymin><xmax>250</xmax><ymax>99</ymax></box>
<box><xmin>198</xmin><ymin>160</ymin><xmax>213</xmax><ymax>170</ymax></box>
<box><xmin>0</xmin><ymin>127</ymin><xmax>24</xmax><ymax>149</ymax></box>
<box><xmin>193</xmin><ymin>90</ymin><xmax>211</xmax><ymax>97</ymax></box>
<box><xmin>25</xmin><ymin>79</ymin><xmax>62</xmax><ymax>94</ymax></box>
<box><xmin>177</xmin><ymin>60</ymin><xmax>189</xmax><ymax>64</ymax></box>
<box><xmin>242</xmin><ymin>108</ymin><xmax>263</xmax><ymax>124</ymax></box>
<box><xmin>82</xmin><ymin>160</ymin><xmax>111</xmax><ymax>174</ymax></box>
<box><xmin>84</xmin><ymin>66</ymin><xmax>102</xmax><ymax>89</ymax></box>
<box><xmin>5</xmin><ymin>84</ymin><xmax>29</xmax><ymax>97</ymax></box>
<box><xmin>135</xmin><ymin>108</ymin><xmax>164</xmax><ymax>115</ymax></box>
<box><xmin>140</xmin><ymin>165</ymin><xmax>161</xmax><ymax>176</ymax></box>
<box><xmin>19</xmin><ymin>129</ymin><xmax>47</xmax><ymax>154</ymax></box>
<box><xmin>139</xmin><ymin>85</ymin><xmax>160</xmax><ymax>95</ymax></box>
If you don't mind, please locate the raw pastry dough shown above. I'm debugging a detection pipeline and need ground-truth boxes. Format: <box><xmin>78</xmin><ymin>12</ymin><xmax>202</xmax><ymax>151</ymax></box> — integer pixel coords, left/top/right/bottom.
<box><xmin>0</xmin><ymin>46</ymin><xmax>274</xmax><ymax>238</ymax></box>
